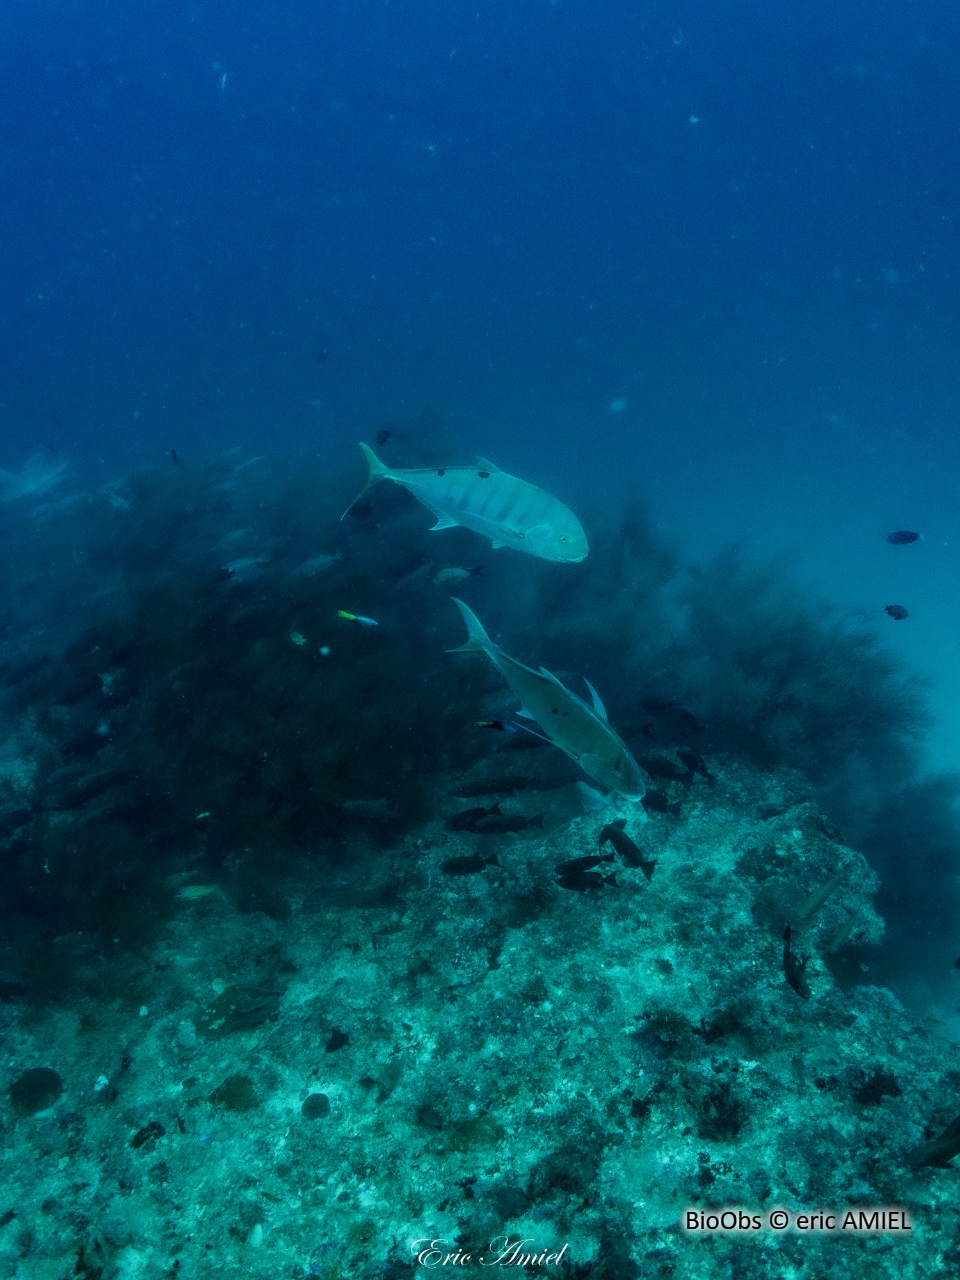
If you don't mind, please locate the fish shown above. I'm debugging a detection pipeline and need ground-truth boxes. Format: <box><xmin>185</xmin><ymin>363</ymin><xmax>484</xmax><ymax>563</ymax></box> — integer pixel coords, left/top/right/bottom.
<box><xmin>451</xmin><ymin>774</ymin><xmax>571</xmax><ymax>797</ymax></box>
<box><xmin>885</xmin><ymin>604</ymin><xmax>909</xmax><ymax>620</ymax></box>
<box><xmin>556</xmin><ymin>854</ymin><xmax>615</xmax><ymax>875</ymax></box>
<box><xmin>345</xmin><ymin>443</ymin><xmax>588</xmax><ymax>563</ymax></box>
<box><xmin>0</xmin><ymin>451</ymin><xmax>70</xmax><ymax>502</ymax></box>
<box><xmin>641</xmin><ymin>790</ymin><xmax>681</xmax><ymax>818</ymax></box>
<box><xmin>469</xmin><ymin>812</ymin><xmax>544</xmax><ymax>835</ymax></box>
<box><xmin>599</xmin><ymin>818</ymin><xmax>657</xmax><ymax>879</ymax></box>
<box><xmin>638</xmin><ymin>696</ymin><xmax>705</xmax><ymax>732</ymax></box>
<box><xmin>905</xmin><ymin>1112</ymin><xmax>960</xmax><ymax>1168</ymax></box>
<box><xmin>441</xmin><ymin>853</ymin><xmax>500</xmax><ymax>875</ymax></box>
<box><xmin>433</xmin><ymin>567</ymin><xmax>474</xmax><ymax>584</ymax></box>
<box><xmin>676</xmin><ymin>748</ymin><xmax>715</xmax><ymax>782</ymax></box>
<box><xmin>557</xmin><ymin>869</ymin><xmax>618</xmax><ymax>892</ymax></box>
<box><xmin>2</xmin><ymin>655</ymin><xmax>51</xmax><ymax>687</ymax></box>
<box><xmin>450</xmin><ymin>599</ymin><xmax>645</xmax><ymax>798</ymax></box>
<box><xmin>221</xmin><ymin>556</ymin><xmax>271</xmax><ymax>581</ymax></box>
<box><xmin>337</xmin><ymin>610</ymin><xmax>378</xmax><ymax>626</ymax></box>
<box><xmin>887</xmin><ymin>530</ymin><xmax>920</xmax><ymax>545</ymax></box>
<box><xmin>782</xmin><ymin>925</ymin><xmax>811</xmax><ymax>1000</ymax></box>
<box><xmin>291</xmin><ymin>553</ymin><xmax>343</xmax><ymax>576</ymax></box>
<box><xmin>473</xmin><ymin>719</ymin><xmax>517</xmax><ymax>734</ymax></box>
<box><xmin>444</xmin><ymin>803</ymin><xmax>503</xmax><ymax>832</ymax></box>
<box><xmin>177</xmin><ymin>884</ymin><xmax>220</xmax><ymax>902</ymax></box>
<box><xmin>639</xmin><ymin>752</ymin><xmax>693</xmax><ymax>782</ymax></box>
<box><xmin>342</xmin><ymin>798</ymin><xmax>397</xmax><ymax>824</ymax></box>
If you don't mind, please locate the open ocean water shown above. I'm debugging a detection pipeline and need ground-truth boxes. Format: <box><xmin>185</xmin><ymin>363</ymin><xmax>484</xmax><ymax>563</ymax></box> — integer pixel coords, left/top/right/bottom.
<box><xmin>3</xmin><ymin>2</ymin><xmax>960</xmax><ymax>1277</ymax></box>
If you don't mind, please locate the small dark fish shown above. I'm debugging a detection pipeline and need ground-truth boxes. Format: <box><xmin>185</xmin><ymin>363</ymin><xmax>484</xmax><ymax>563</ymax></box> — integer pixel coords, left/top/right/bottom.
<box><xmin>885</xmin><ymin>604</ymin><xmax>909</xmax><ymax>620</ymax></box>
<box><xmin>452</xmin><ymin>778</ymin><xmax>528</xmax><ymax>797</ymax></box>
<box><xmin>676</xmin><ymin>748</ymin><xmax>715</xmax><ymax>782</ymax></box>
<box><xmin>639</xmin><ymin>753</ymin><xmax>693</xmax><ymax>782</ymax></box>
<box><xmin>451</xmin><ymin>774</ymin><xmax>571</xmax><ymax>798</ymax></box>
<box><xmin>641</xmin><ymin>790</ymin><xmax>681</xmax><ymax>818</ymax></box>
<box><xmin>374</xmin><ymin>427</ymin><xmax>391</xmax><ymax>445</ymax></box>
<box><xmin>676</xmin><ymin>707</ymin><xmax>706</xmax><ymax>733</ymax></box>
<box><xmin>782</xmin><ymin>925</ymin><xmax>811</xmax><ymax>1000</ymax></box>
<box><xmin>599</xmin><ymin>818</ymin><xmax>657</xmax><ymax>879</ymax></box>
<box><xmin>905</xmin><ymin>1112</ymin><xmax>960</xmax><ymax>1168</ymax></box>
<box><xmin>441</xmin><ymin>853</ymin><xmax>500</xmax><ymax>875</ymax></box>
<box><xmin>557</xmin><ymin>869</ymin><xmax>618</xmax><ymax>892</ymax></box>
<box><xmin>887</xmin><ymin>530</ymin><xmax>919</xmax><ymax>545</ymax></box>
<box><xmin>346</xmin><ymin>497</ymin><xmax>374</xmax><ymax>521</ymax></box>
<box><xmin>444</xmin><ymin>804</ymin><xmax>502</xmax><ymax>832</ymax></box>
<box><xmin>0</xmin><ymin>806</ymin><xmax>33</xmax><ymax>838</ymax></box>
<box><xmin>471</xmin><ymin>812</ymin><xmax>544</xmax><ymax>835</ymax></box>
<box><xmin>638</xmin><ymin>696</ymin><xmax>703</xmax><ymax>733</ymax></box>
<box><xmin>556</xmin><ymin>854</ymin><xmax>615</xmax><ymax>876</ymax></box>
<box><xmin>2</xmin><ymin>655</ymin><xmax>51</xmax><ymax>687</ymax></box>
<box><xmin>170</xmin><ymin>448</ymin><xmax>181</xmax><ymax>466</ymax></box>
<box><xmin>640</xmin><ymin>696</ymin><xmax>678</xmax><ymax>715</ymax></box>
<box><xmin>473</xmin><ymin>720</ymin><xmax>517</xmax><ymax>734</ymax></box>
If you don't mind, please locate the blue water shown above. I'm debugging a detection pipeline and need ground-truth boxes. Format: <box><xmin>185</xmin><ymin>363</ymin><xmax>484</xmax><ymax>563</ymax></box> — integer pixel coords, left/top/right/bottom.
<box><xmin>5</xmin><ymin>3</ymin><xmax>960</xmax><ymax>736</ymax></box>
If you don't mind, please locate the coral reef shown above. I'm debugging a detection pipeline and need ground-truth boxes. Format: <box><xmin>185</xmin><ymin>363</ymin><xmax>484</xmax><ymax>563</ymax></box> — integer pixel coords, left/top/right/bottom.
<box><xmin>1</xmin><ymin>444</ymin><xmax>960</xmax><ymax>1277</ymax></box>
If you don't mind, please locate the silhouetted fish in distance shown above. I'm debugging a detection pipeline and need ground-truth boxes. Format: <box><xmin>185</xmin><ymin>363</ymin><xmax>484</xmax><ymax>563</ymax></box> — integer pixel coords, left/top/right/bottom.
<box><xmin>441</xmin><ymin>853</ymin><xmax>499</xmax><ymax>875</ymax></box>
<box><xmin>887</xmin><ymin>530</ymin><xmax>919</xmax><ymax>545</ymax></box>
<box><xmin>444</xmin><ymin>804</ymin><xmax>501</xmax><ymax>832</ymax></box>
<box><xmin>885</xmin><ymin>604</ymin><xmax>909</xmax><ymax>620</ymax></box>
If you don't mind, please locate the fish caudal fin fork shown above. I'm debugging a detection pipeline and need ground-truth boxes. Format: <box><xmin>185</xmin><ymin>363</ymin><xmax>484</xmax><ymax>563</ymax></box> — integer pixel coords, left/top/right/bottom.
<box><xmin>341</xmin><ymin>442</ymin><xmax>391</xmax><ymax>520</ymax></box>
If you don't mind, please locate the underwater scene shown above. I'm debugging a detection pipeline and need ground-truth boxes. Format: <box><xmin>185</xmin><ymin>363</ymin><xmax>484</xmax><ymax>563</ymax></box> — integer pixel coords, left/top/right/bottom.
<box><xmin>4</xmin><ymin>2</ymin><xmax>960</xmax><ymax>1277</ymax></box>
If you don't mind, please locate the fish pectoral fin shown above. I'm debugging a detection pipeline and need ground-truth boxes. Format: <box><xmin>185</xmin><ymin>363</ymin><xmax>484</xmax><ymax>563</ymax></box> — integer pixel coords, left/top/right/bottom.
<box><xmin>429</xmin><ymin>514</ymin><xmax>459</xmax><ymax>531</ymax></box>
<box><xmin>583</xmin><ymin>678</ymin><xmax>608</xmax><ymax>720</ymax></box>
<box><xmin>489</xmin><ymin>540</ymin><xmax>507</xmax><ymax>549</ymax></box>
<box><xmin>516</xmin><ymin>707</ymin><xmax>536</xmax><ymax>720</ymax></box>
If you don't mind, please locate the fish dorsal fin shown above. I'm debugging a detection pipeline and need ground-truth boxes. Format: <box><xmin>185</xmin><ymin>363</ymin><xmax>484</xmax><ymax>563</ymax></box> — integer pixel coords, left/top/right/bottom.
<box><xmin>429</xmin><ymin>514</ymin><xmax>459</xmax><ymax>531</ymax></box>
<box><xmin>538</xmin><ymin>666</ymin><xmax>573</xmax><ymax>695</ymax></box>
<box><xmin>583</xmin><ymin>678</ymin><xmax>607</xmax><ymax>720</ymax></box>
<box><xmin>475</xmin><ymin>457</ymin><xmax>501</xmax><ymax>472</ymax></box>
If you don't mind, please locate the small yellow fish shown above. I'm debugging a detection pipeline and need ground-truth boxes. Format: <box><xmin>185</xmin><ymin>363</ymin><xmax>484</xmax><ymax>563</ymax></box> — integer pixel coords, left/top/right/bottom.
<box><xmin>177</xmin><ymin>884</ymin><xmax>220</xmax><ymax>902</ymax></box>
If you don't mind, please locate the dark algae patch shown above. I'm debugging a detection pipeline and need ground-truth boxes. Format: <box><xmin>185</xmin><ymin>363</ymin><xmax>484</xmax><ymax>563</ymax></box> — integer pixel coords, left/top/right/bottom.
<box><xmin>9</xmin><ymin>1067</ymin><xmax>62</xmax><ymax>1116</ymax></box>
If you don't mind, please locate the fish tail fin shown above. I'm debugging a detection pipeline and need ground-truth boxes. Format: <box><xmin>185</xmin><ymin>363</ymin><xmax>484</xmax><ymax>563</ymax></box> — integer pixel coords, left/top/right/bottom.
<box><xmin>341</xmin><ymin>442</ymin><xmax>391</xmax><ymax>520</ymax></box>
<box><xmin>448</xmin><ymin>597</ymin><xmax>493</xmax><ymax>653</ymax></box>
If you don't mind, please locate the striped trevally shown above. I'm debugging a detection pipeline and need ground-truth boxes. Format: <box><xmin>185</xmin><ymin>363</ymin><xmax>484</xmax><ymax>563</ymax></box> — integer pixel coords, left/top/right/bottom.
<box><xmin>345</xmin><ymin>443</ymin><xmax>588</xmax><ymax>563</ymax></box>
<box><xmin>450</xmin><ymin>598</ymin><xmax>645</xmax><ymax>798</ymax></box>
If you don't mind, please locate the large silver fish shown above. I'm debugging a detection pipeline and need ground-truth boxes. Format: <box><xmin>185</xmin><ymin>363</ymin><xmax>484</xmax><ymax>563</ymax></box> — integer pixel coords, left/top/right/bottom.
<box><xmin>345</xmin><ymin>443</ymin><xmax>588</xmax><ymax>563</ymax></box>
<box><xmin>450</xmin><ymin>599</ymin><xmax>644</xmax><ymax>798</ymax></box>
<box><xmin>0</xmin><ymin>451</ymin><xmax>70</xmax><ymax>503</ymax></box>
